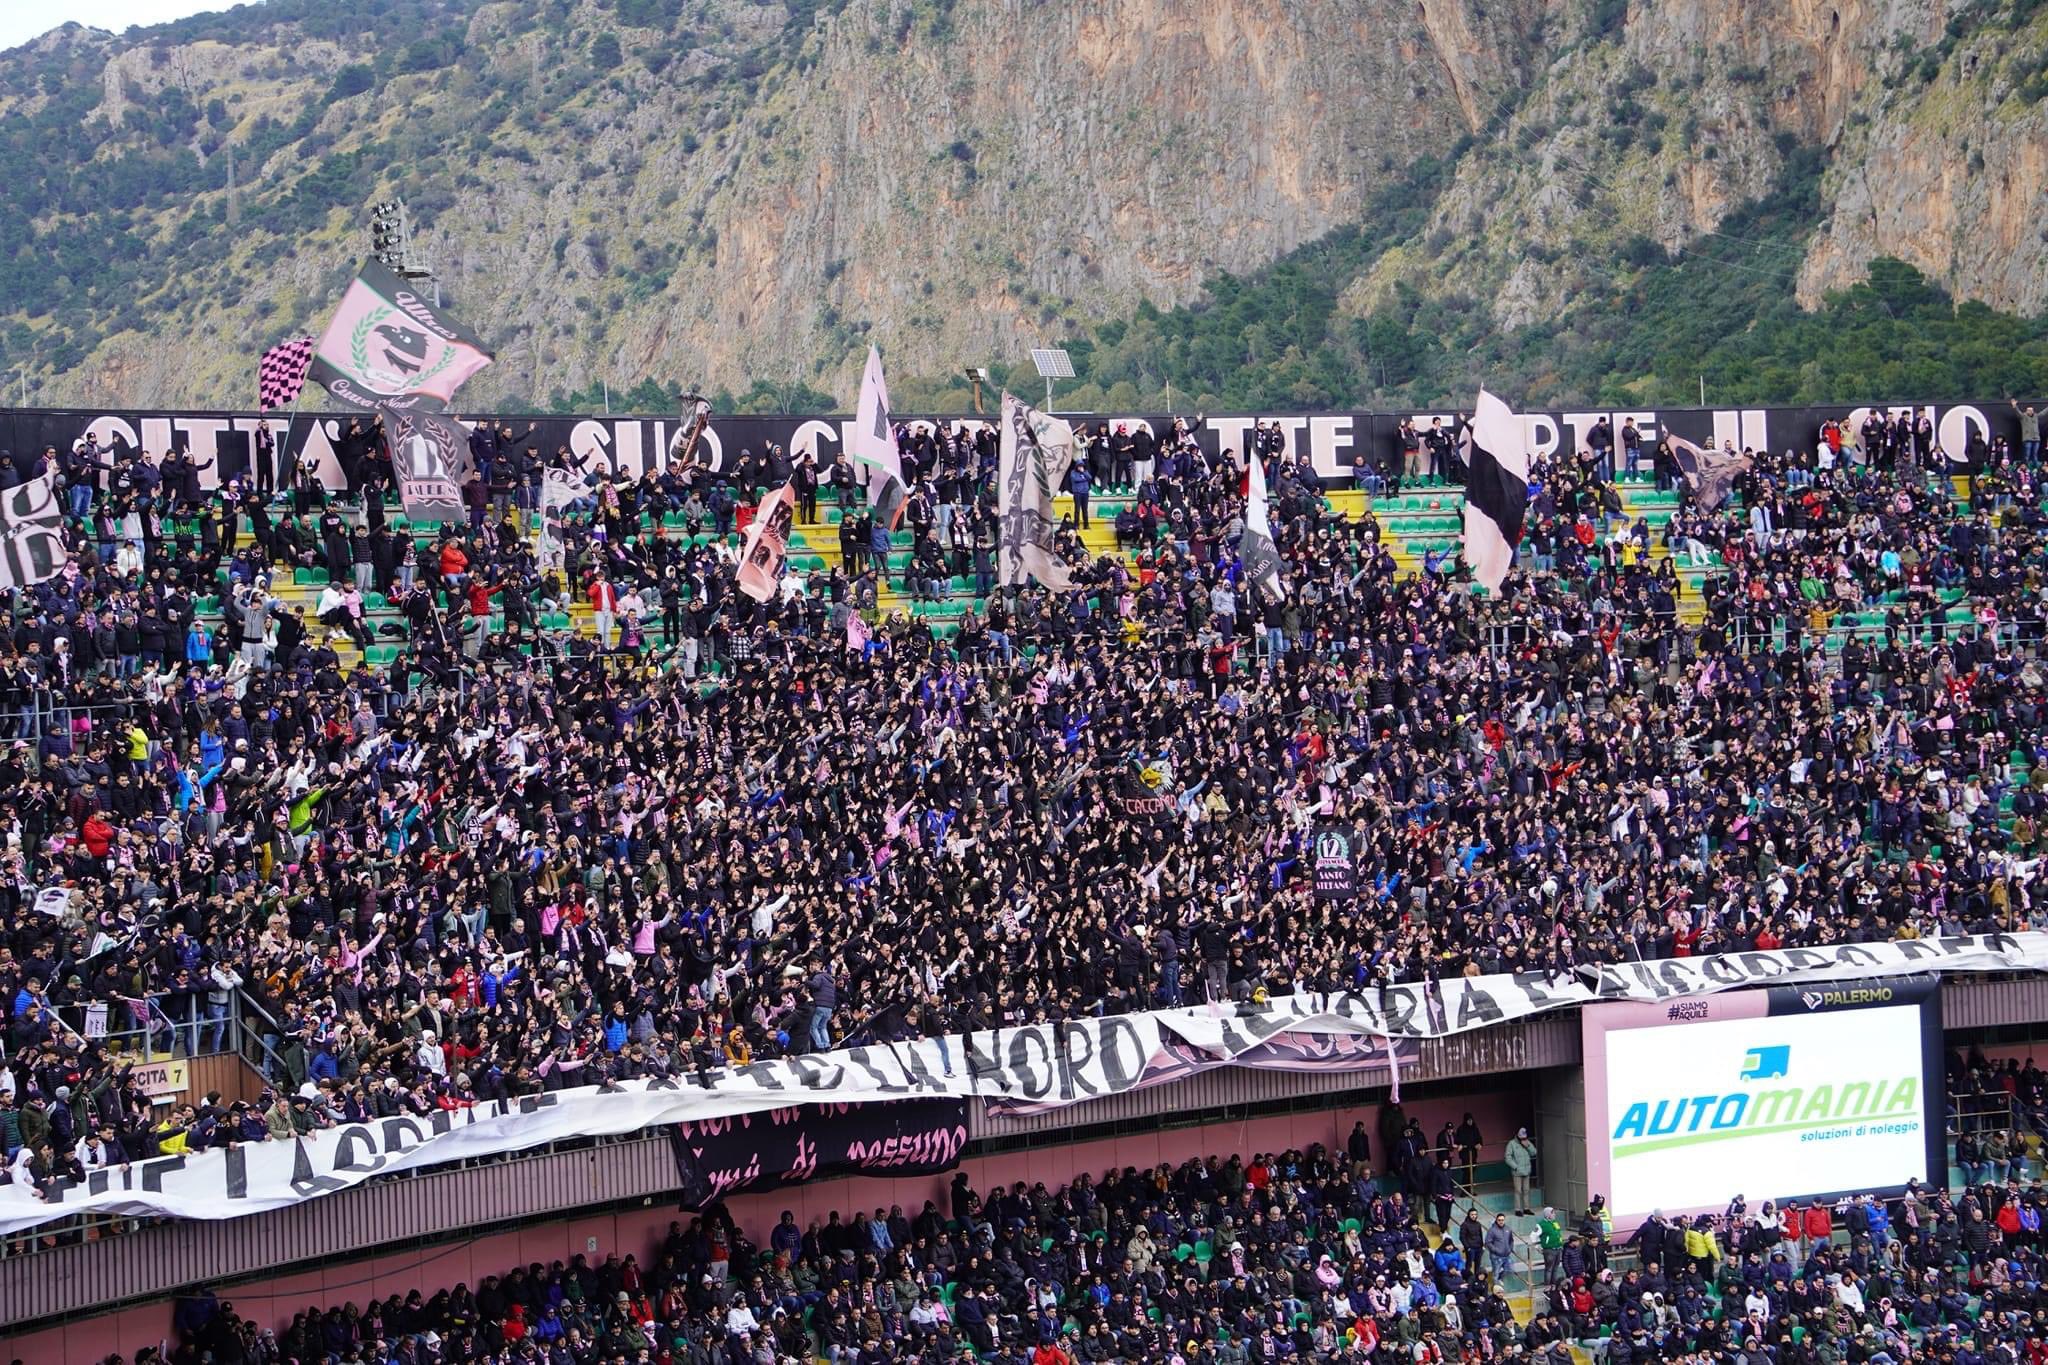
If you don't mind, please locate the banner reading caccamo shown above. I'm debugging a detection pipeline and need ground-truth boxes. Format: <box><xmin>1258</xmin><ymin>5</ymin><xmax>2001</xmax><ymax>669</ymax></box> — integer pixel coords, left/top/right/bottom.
<box><xmin>0</xmin><ymin>932</ymin><xmax>2040</xmax><ymax>1234</ymax></box>
<box><xmin>667</xmin><ymin>1098</ymin><xmax>967</xmax><ymax>1209</ymax></box>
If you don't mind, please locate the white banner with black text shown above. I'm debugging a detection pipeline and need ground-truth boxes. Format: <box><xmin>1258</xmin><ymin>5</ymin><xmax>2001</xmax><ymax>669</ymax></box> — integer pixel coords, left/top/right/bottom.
<box><xmin>1</xmin><ymin>932</ymin><xmax>2040</xmax><ymax>1233</ymax></box>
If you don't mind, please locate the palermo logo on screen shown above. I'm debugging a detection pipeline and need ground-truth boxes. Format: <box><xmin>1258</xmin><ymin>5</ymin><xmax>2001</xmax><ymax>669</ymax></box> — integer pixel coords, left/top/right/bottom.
<box><xmin>1800</xmin><ymin>986</ymin><xmax>1893</xmax><ymax>1009</ymax></box>
<box><xmin>1611</xmin><ymin>1041</ymin><xmax>1919</xmax><ymax>1157</ymax></box>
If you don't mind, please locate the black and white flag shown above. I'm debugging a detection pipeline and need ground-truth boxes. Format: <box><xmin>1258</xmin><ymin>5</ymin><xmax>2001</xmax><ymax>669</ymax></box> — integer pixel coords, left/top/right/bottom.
<box><xmin>1241</xmin><ymin>452</ymin><xmax>1286</xmax><ymax>603</ymax></box>
<box><xmin>1458</xmin><ymin>389</ymin><xmax>1529</xmax><ymax>593</ymax></box>
<box><xmin>0</xmin><ymin>474</ymin><xmax>69</xmax><ymax>590</ymax></box>
<box><xmin>1668</xmin><ymin>433</ymin><xmax>1751</xmax><ymax>509</ymax></box>
<box><xmin>380</xmin><ymin>406</ymin><xmax>470</xmax><ymax>523</ymax></box>
<box><xmin>539</xmin><ymin>467</ymin><xmax>583</xmax><ymax>520</ymax></box>
<box><xmin>852</xmin><ymin>345</ymin><xmax>907</xmax><ymax>530</ymax></box>
<box><xmin>997</xmin><ymin>392</ymin><xmax>1078</xmax><ymax>591</ymax></box>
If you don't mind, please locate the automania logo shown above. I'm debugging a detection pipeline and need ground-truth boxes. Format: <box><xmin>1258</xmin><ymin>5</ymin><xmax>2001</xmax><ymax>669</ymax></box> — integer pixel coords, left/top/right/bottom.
<box><xmin>1611</xmin><ymin>1042</ymin><xmax>1918</xmax><ymax>1156</ymax></box>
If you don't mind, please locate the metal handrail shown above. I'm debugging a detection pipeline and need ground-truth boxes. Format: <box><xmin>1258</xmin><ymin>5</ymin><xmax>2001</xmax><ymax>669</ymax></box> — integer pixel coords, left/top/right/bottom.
<box><xmin>230</xmin><ymin>988</ymin><xmax>297</xmax><ymax>1088</ymax></box>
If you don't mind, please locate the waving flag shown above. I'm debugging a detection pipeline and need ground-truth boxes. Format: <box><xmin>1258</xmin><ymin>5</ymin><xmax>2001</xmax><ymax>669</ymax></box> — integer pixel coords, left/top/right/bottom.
<box><xmin>997</xmin><ymin>392</ymin><xmax>1078</xmax><ymax>591</ymax></box>
<box><xmin>850</xmin><ymin>344</ymin><xmax>906</xmax><ymax>530</ymax></box>
<box><xmin>539</xmin><ymin>467</ymin><xmax>583</xmax><ymax>520</ymax></box>
<box><xmin>1458</xmin><ymin>389</ymin><xmax>1529</xmax><ymax>593</ymax></box>
<box><xmin>380</xmin><ymin>406</ymin><xmax>469</xmax><ymax>522</ymax></box>
<box><xmin>737</xmin><ymin>483</ymin><xmax>796</xmax><ymax>602</ymax></box>
<box><xmin>0</xmin><ymin>474</ymin><xmax>69</xmax><ymax>589</ymax></box>
<box><xmin>1667</xmin><ymin>433</ymin><xmax>1751</xmax><ymax>509</ymax></box>
<box><xmin>1241</xmin><ymin>453</ymin><xmax>1286</xmax><ymax>603</ymax></box>
<box><xmin>257</xmin><ymin>336</ymin><xmax>315</xmax><ymax>411</ymax></box>
<box><xmin>309</xmin><ymin>261</ymin><xmax>494</xmax><ymax>412</ymax></box>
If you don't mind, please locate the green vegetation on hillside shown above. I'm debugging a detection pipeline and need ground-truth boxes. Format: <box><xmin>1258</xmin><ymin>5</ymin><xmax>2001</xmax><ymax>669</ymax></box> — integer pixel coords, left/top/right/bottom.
<box><xmin>1</xmin><ymin>0</ymin><xmax>2044</xmax><ymax>413</ymax></box>
<box><xmin>545</xmin><ymin>376</ymin><xmax>838</xmax><ymax>417</ymax></box>
<box><xmin>0</xmin><ymin>2</ymin><xmax>499</xmax><ymax>377</ymax></box>
<box><xmin>0</xmin><ymin>0</ymin><xmax>843</xmax><ymax>391</ymax></box>
<box><xmin>968</xmin><ymin>148</ymin><xmax>2048</xmax><ymax>413</ymax></box>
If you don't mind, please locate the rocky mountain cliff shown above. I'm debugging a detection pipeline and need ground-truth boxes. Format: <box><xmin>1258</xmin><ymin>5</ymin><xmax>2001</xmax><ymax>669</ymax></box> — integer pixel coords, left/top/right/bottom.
<box><xmin>0</xmin><ymin>0</ymin><xmax>2042</xmax><ymax>412</ymax></box>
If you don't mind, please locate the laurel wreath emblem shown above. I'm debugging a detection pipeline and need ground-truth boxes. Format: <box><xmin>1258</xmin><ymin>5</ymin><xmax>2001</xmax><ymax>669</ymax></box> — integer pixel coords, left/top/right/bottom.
<box><xmin>349</xmin><ymin>304</ymin><xmax>458</xmax><ymax>395</ymax></box>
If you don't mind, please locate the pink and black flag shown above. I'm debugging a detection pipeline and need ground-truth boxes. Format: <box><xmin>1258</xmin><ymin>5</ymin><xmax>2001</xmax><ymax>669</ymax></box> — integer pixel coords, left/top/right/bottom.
<box><xmin>309</xmin><ymin>260</ymin><xmax>494</xmax><ymax>412</ymax></box>
<box><xmin>257</xmin><ymin>336</ymin><xmax>315</xmax><ymax>411</ymax></box>
<box><xmin>736</xmin><ymin>483</ymin><xmax>796</xmax><ymax>602</ymax></box>
<box><xmin>1458</xmin><ymin>388</ymin><xmax>1529</xmax><ymax>594</ymax></box>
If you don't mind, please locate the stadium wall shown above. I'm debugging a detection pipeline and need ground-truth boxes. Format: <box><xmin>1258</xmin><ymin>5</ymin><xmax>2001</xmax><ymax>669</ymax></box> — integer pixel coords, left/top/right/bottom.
<box><xmin>10</xmin><ymin>978</ymin><xmax>2048</xmax><ymax>1351</ymax></box>
<box><xmin>0</xmin><ymin>398</ymin><xmax>2037</xmax><ymax>486</ymax></box>
<box><xmin>4</xmin><ymin>1089</ymin><xmax>1526</xmax><ymax>1363</ymax></box>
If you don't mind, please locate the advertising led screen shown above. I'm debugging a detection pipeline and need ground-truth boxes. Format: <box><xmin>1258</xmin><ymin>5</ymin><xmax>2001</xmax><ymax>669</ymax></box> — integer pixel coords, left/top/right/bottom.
<box><xmin>1583</xmin><ymin>978</ymin><xmax>1943</xmax><ymax>1225</ymax></box>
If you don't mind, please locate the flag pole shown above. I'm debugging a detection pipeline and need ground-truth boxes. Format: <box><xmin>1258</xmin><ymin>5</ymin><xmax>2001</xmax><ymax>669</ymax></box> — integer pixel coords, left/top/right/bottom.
<box><xmin>273</xmin><ymin>390</ymin><xmax>311</xmax><ymax>508</ymax></box>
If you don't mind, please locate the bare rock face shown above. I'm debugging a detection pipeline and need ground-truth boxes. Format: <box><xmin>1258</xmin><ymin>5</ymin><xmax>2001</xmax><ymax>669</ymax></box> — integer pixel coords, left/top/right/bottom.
<box><xmin>1335</xmin><ymin>0</ymin><xmax>2048</xmax><ymax>342</ymax></box>
<box><xmin>1795</xmin><ymin>31</ymin><xmax>2048</xmax><ymax>315</ymax></box>
<box><xmin>643</xmin><ymin>0</ymin><xmax>1543</xmax><ymax>396</ymax></box>
<box><xmin>6</xmin><ymin>0</ymin><xmax>2045</xmax><ymax>409</ymax></box>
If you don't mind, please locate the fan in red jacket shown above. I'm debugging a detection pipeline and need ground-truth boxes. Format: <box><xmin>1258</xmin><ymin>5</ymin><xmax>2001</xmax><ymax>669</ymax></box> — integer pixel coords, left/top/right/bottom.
<box><xmin>81</xmin><ymin>812</ymin><xmax>114</xmax><ymax>859</ymax></box>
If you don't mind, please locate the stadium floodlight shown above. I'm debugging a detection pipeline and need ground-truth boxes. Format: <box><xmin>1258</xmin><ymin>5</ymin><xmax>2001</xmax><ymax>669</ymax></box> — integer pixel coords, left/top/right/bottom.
<box><xmin>963</xmin><ymin>365</ymin><xmax>990</xmax><ymax>414</ymax></box>
<box><xmin>370</xmin><ymin>198</ymin><xmax>439</xmax><ymax>299</ymax></box>
<box><xmin>1029</xmin><ymin>347</ymin><xmax>1074</xmax><ymax>409</ymax></box>
<box><xmin>370</xmin><ymin>201</ymin><xmax>405</xmax><ymax>266</ymax></box>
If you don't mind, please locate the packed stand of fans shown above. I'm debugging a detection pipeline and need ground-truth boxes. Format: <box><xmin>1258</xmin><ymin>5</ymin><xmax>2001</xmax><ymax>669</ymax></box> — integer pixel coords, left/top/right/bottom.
<box><xmin>141</xmin><ymin>1105</ymin><xmax>2048</xmax><ymax>1365</ymax></box>
<box><xmin>1</xmin><ymin>402</ymin><xmax>2046</xmax><ymax>1202</ymax></box>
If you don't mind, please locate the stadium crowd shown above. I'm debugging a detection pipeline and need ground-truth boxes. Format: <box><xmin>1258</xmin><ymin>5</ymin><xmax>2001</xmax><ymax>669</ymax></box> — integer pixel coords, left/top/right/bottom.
<box><xmin>0</xmin><ymin>402</ymin><xmax>2044</xmax><ymax>1201</ymax></box>
<box><xmin>144</xmin><ymin>1125</ymin><xmax>2048</xmax><ymax>1365</ymax></box>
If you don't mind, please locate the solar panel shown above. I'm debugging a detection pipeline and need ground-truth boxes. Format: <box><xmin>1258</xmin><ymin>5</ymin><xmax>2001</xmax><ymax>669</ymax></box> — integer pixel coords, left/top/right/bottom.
<box><xmin>1029</xmin><ymin>348</ymin><xmax>1075</xmax><ymax>380</ymax></box>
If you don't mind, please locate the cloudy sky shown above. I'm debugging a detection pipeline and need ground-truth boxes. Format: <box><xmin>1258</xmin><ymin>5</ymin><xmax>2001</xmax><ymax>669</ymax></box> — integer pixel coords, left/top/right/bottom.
<box><xmin>1</xmin><ymin>1</ymin><xmax>238</xmax><ymax>54</ymax></box>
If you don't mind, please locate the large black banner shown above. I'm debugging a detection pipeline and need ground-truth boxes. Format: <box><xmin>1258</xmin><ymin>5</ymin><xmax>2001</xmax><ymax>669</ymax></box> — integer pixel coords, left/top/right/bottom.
<box><xmin>0</xmin><ymin>398</ymin><xmax>2038</xmax><ymax>490</ymax></box>
<box><xmin>666</xmin><ymin>1098</ymin><xmax>968</xmax><ymax>1210</ymax></box>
